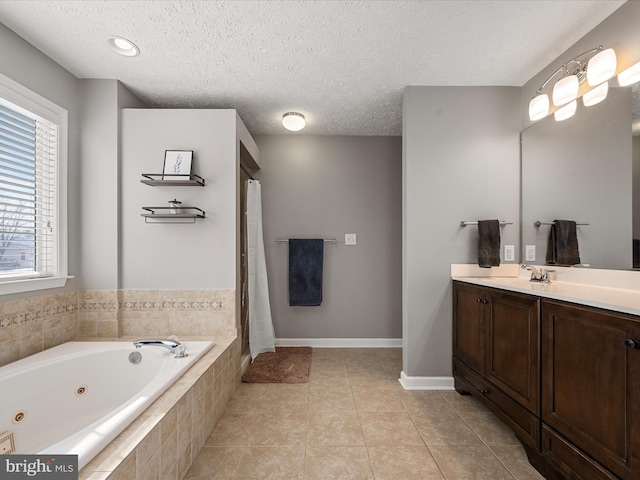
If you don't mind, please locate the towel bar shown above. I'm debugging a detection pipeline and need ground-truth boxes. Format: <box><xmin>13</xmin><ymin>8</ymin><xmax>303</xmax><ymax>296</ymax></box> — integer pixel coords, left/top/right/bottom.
<box><xmin>276</xmin><ymin>238</ymin><xmax>337</xmax><ymax>244</ymax></box>
<box><xmin>459</xmin><ymin>221</ymin><xmax>512</xmax><ymax>227</ymax></box>
<box><xmin>534</xmin><ymin>221</ymin><xmax>589</xmax><ymax>228</ymax></box>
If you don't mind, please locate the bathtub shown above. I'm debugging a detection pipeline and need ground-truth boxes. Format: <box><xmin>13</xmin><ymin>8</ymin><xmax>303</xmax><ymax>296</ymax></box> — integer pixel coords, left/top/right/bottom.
<box><xmin>0</xmin><ymin>340</ymin><xmax>214</xmax><ymax>469</ymax></box>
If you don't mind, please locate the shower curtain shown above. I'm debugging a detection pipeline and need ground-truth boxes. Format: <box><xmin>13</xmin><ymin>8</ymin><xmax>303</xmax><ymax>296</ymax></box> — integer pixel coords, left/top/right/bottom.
<box><xmin>246</xmin><ymin>180</ymin><xmax>276</xmax><ymax>361</ymax></box>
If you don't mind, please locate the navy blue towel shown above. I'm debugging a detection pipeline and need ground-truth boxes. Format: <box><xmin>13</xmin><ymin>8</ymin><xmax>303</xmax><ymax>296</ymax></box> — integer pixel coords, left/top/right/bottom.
<box><xmin>289</xmin><ymin>239</ymin><xmax>324</xmax><ymax>306</ymax></box>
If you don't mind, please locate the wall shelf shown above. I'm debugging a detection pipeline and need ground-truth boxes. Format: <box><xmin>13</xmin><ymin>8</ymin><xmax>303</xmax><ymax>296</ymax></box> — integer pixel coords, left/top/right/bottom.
<box><xmin>140</xmin><ymin>174</ymin><xmax>205</xmax><ymax>186</ymax></box>
<box><xmin>141</xmin><ymin>207</ymin><xmax>205</xmax><ymax>224</ymax></box>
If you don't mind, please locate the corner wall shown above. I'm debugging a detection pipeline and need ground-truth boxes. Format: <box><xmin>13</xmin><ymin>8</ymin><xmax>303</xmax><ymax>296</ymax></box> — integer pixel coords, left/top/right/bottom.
<box><xmin>402</xmin><ymin>86</ymin><xmax>521</xmax><ymax>378</ymax></box>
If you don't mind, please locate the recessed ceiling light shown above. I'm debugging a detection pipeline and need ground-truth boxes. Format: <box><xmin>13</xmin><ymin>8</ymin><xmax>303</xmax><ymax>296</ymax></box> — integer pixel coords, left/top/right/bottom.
<box><xmin>107</xmin><ymin>36</ymin><xmax>140</xmax><ymax>57</ymax></box>
<box><xmin>282</xmin><ymin>112</ymin><xmax>306</xmax><ymax>132</ymax></box>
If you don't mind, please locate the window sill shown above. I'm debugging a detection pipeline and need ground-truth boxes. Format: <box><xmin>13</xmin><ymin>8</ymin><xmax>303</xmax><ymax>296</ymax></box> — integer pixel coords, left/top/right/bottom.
<box><xmin>0</xmin><ymin>276</ymin><xmax>74</xmax><ymax>296</ymax></box>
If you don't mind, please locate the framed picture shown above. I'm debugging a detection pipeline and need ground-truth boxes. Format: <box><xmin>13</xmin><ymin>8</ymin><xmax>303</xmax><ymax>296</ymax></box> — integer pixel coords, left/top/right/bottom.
<box><xmin>163</xmin><ymin>150</ymin><xmax>193</xmax><ymax>179</ymax></box>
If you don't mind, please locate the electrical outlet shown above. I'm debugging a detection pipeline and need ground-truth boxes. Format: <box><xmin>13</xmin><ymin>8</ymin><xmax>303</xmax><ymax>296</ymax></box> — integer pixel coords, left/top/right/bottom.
<box><xmin>0</xmin><ymin>431</ymin><xmax>15</xmax><ymax>454</ymax></box>
<box><xmin>504</xmin><ymin>245</ymin><xmax>515</xmax><ymax>262</ymax></box>
<box><xmin>525</xmin><ymin>245</ymin><xmax>536</xmax><ymax>261</ymax></box>
<box><xmin>345</xmin><ymin>233</ymin><xmax>357</xmax><ymax>246</ymax></box>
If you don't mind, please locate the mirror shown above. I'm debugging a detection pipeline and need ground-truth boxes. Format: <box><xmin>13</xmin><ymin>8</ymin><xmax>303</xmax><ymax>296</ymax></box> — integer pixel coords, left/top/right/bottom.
<box><xmin>521</xmin><ymin>85</ymin><xmax>637</xmax><ymax>270</ymax></box>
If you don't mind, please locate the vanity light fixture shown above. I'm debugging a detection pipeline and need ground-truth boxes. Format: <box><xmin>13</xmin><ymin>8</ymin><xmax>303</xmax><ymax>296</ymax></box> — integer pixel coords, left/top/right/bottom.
<box><xmin>282</xmin><ymin>112</ymin><xmax>306</xmax><ymax>132</ymax></box>
<box><xmin>582</xmin><ymin>81</ymin><xmax>609</xmax><ymax>107</ymax></box>
<box><xmin>528</xmin><ymin>45</ymin><xmax>611</xmax><ymax>121</ymax></box>
<box><xmin>618</xmin><ymin>60</ymin><xmax>640</xmax><ymax>86</ymax></box>
<box><xmin>107</xmin><ymin>36</ymin><xmax>140</xmax><ymax>57</ymax></box>
<box><xmin>554</xmin><ymin>100</ymin><xmax>577</xmax><ymax>122</ymax></box>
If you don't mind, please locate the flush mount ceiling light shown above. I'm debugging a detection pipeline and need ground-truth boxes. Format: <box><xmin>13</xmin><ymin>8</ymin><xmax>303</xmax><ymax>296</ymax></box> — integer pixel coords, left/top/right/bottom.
<box><xmin>107</xmin><ymin>36</ymin><xmax>140</xmax><ymax>57</ymax></box>
<box><xmin>528</xmin><ymin>45</ymin><xmax>614</xmax><ymax>121</ymax></box>
<box><xmin>583</xmin><ymin>81</ymin><xmax>609</xmax><ymax>107</ymax></box>
<box><xmin>282</xmin><ymin>112</ymin><xmax>306</xmax><ymax>132</ymax></box>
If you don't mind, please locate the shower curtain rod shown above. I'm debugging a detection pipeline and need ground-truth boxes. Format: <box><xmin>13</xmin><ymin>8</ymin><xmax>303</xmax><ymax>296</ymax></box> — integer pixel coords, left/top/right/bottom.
<box><xmin>275</xmin><ymin>238</ymin><xmax>337</xmax><ymax>244</ymax></box>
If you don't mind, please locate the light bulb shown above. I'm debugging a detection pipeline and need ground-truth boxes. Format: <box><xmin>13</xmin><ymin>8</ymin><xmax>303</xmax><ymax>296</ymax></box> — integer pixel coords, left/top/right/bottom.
<box><xmin>529</xmin><ymin>94</ymin><xmax>549</xmax><ymax>121</ymax></box>
<box><xmin>553</xmin><ymin>75</ymin><xmax>579</xmax><ymax>106</ymax></box>
<box><xmin>583</xmin><ymin>82</ymin><xmax>608</xmax><ymax>107</ymax></box>
<box><xmin>618</xmin><ymin>61</ymin><xmax>640</xmax><ymax>86</ymax></box>
<box><xmin>587</xmin><ymin>48</ymin><xmax>617</xmax><ymax>86</ymax></box>
<box><xmin>554</xmin><ymin>100</ymin><xmax>577</xmax><ymax>121</ymax></box>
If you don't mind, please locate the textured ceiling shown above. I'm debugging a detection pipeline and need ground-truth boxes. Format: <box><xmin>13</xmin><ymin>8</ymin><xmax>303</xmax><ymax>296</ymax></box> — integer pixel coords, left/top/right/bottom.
<box><xmin>0</xmin><ymin>0</ymin><xmax>626</xmax><ymax>135</ymax></box>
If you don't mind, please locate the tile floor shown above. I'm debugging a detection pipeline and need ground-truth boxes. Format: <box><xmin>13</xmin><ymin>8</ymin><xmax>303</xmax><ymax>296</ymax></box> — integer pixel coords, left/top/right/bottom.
<box><xmin>185</xmin><ymin>348</ymin><xmax>544</xmax><ymax>480</ymax></box>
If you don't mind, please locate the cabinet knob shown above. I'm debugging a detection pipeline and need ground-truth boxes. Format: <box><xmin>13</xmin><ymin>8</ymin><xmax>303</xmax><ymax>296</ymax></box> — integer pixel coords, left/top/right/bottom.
<box><xmin>476</xmin><ymin>298</ymin><xmax>488</xmax><ymax>304</ymax></box>
<box><xmin>481</xmin><ymin>389</ymin><xmax>490</xmax><ymax>394</ymax></box>
<box><xmin>625</xmin><ymin>339</ymin><xmax>640</xmax><ymax>349</ymax></box>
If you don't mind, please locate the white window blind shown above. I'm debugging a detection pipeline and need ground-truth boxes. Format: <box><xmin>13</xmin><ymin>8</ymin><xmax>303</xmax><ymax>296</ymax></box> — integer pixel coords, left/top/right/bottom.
<box><xmin>0</xmin><ymin>99</ymin><xmax>58</xmax><ymax>280</ymax></box>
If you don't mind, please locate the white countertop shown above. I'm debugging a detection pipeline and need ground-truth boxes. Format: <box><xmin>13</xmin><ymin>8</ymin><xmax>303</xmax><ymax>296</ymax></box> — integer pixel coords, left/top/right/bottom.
<box><xmin>451</xmin><ymin>264</ymin><xmax>640</xmax><ymax>317</ymax></box>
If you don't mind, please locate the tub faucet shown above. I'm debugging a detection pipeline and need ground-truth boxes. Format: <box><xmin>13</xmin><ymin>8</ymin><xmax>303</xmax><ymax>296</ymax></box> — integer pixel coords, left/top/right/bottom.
<box><xmin>520</xmin><ymin>263</ymin><xmax>550</xmax><ymax>283</ymax></box>
<box><xmin>133</xmin><ymin>338</ymin><xmax>188</xmax><ymax>358</ymax></box>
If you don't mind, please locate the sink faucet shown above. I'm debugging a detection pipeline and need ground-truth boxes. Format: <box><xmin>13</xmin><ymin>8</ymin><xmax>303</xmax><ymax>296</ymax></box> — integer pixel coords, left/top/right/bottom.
<box><xmin>520</xmin><ymin>264</ymin><xmax>549</xmax><ymax>283</ymax></box>
<box><xmin>133</xmin><ymin>338</ymin><xmax>188</xmax><ymax>358</ymax></box>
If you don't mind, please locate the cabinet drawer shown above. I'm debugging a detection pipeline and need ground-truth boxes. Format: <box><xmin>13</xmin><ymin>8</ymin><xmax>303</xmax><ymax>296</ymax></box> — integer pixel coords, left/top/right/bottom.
<box><xmin>542</xmin><ymin>425</ymin><xmax>617</xmax><ymax>480</ymax></box>
<box><xmin>453</xmin><ymin>357</ymin><xmax>540</xmax><ymax>451</ymax></box>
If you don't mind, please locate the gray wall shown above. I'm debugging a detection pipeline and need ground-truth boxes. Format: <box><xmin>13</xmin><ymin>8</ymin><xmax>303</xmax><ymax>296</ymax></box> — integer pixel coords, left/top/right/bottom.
<box><xmin>79</xmin><ymin>80</ymin><xmax>146</xmax><ymax>290</ymax></box>
<box><xmin>121</xmin><ymin>109</ymin><xmax>239</xmax><ymax>290</ymax></box>
<box><xmin>522</xmin><ymin>87</ymin><xmax>632</xmax><ymax>269</ymax></box>
<box><xmin>403</xmin><ymin>86</ymin><xmax>521</xmax><ymax>377</ymax></box>
<box><xmin>254</xmin><ymin>135</ymin><xmax>402</xmax><ymax>340</ymax></box>
<box><xmin>0</xmin><ymin>22</ymin><xmax>80</xmax><ymax>296</ymax></box>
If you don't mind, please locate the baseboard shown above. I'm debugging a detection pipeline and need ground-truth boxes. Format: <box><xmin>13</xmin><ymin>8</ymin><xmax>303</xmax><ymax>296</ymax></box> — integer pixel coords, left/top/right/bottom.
<box><xmin>399</xmin><ymin>371</ymin><xmax>455</xmax><ymax>390</ymax></box>
<box><xmin>275</xmin><ymin>338</ymin><xmax>402</xmax><ymax>348</ymax></box>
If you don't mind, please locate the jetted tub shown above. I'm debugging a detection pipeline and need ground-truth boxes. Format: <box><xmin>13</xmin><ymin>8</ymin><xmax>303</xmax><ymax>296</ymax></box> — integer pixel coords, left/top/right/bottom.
<box><xmin>0</xmin><ymin>340</ymin><xmax>214</xmax><ymax>469</ymax></box>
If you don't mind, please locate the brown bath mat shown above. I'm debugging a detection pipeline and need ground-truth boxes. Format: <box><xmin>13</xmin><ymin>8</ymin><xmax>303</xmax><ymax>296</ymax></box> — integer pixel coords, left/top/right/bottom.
<box><xmin>242</xmin><ymin>347</ymin><xmax>312</xmax><ymax>383</ymax></box>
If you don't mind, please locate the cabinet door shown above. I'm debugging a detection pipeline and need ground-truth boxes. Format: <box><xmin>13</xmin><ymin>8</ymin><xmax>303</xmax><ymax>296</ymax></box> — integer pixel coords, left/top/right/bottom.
<box><xmin>541</xmin><ymin>300</ymin><xmax>640</xmax><ymax>480</ymax></box>
<box><xmin>486</xmin><ymin>290</ymin><xmax>540</xmax><ymax>414</ymax></box>
<box><xmin>453</xmin><ymin>282</ymin><xmax>486</xmax><ymax>375</ymax></box>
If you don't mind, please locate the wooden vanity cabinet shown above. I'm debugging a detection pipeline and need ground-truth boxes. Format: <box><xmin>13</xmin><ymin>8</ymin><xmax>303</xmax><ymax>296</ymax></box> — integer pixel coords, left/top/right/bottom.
<box><xmin>453</xmin><ymin>280</ymin><xmax>640</xmax><ymax>480</ymax></box>
<box><xmin>541</xmin><ymin>300</ymin><xmax>640</xmax><ymax>480</ymax></box>
<box><xmin>453</xmin><ymin>281</ymin><xmax>541</xmax><ymax>449</ymax></box>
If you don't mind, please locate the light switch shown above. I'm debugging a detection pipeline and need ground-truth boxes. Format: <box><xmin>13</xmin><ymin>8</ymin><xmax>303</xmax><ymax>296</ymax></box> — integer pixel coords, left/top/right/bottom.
<box><xmin>504</xmin><ymin>245</ymin><xmax>515</xmax><ymax>262</ymax></box>
<box><xmin>345</xmin><ymin>233</ymin><xmax>357</xmax><ymax>246</ymax></box>
<box><xmin>525</xmin><ymin>245</ymin><xmax>536</xmax><ymax>261</ymax></box>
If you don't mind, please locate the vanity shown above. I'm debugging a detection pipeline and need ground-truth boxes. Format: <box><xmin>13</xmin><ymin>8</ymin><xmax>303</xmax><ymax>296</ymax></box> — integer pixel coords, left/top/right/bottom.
<box><xmin>452</xmin><ymin>266</ymin><xmax>640</xmax><ymax>480</ymax></box>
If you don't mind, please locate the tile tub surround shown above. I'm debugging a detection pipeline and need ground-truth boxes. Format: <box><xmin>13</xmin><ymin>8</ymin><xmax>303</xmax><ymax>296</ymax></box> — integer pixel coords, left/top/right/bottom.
<box><xmin>79</xmin><ymin>335</ymin><xmax>242</xmax><ymax>480</ymax></box>
<box><xmin>0</xmin><ymin>288</ymin><xmax>237</xmax><ymax>367</ymax></box>
<box><xmin>117</xmin><ymin>289</ymin><xmax>237</xmax><ymax>339</ymax></box>
<box><xmin>0</xmin><ymin>291</ymin><xmax>79</xmax><ymax>367</ymax></box>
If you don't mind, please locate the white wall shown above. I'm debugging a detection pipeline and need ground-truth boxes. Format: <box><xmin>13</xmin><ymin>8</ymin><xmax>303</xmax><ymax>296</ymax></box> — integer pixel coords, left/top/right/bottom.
<box><xmin>403</xmin><ymin>86</ymin><xmax>521</xmax><ymax>377</ymax></box>
<box><xmin>0</xmin><ymin>22</ymin><xmax>80</xmax><ymax>297</ymax></box>
<box><xmin>121</xmin><ymin>109</ymin><xmax>238</xmax><ymax>290</ymax></box>
<box><xmin>79</xmin><ymin>80</ymin><xmax>146</xmax><ymax>290</ymax></box>
<box><xmin>255</xmin><ymin>135</ymin><xmax>402</xmax><ymax>340</ymax></box>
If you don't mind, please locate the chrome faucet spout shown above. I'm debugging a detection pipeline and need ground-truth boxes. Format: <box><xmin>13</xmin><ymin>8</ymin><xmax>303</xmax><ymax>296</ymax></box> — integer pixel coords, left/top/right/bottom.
<box><xmin>133</xmin><ymin>338</ymin><xmax>188</xmax><ymax>358</ymax></box>
<box><xmin>520</xmin><ymin>263</ymin><xmax>549</xmax><ymax>283</ymax></box>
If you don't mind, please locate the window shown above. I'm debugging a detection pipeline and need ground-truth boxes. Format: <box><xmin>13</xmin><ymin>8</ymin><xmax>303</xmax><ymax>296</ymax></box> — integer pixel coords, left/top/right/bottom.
<box><xmin>0</xmin><ymin>73</ymin><xmax>69</xmax><ymax>294</ymax></box>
